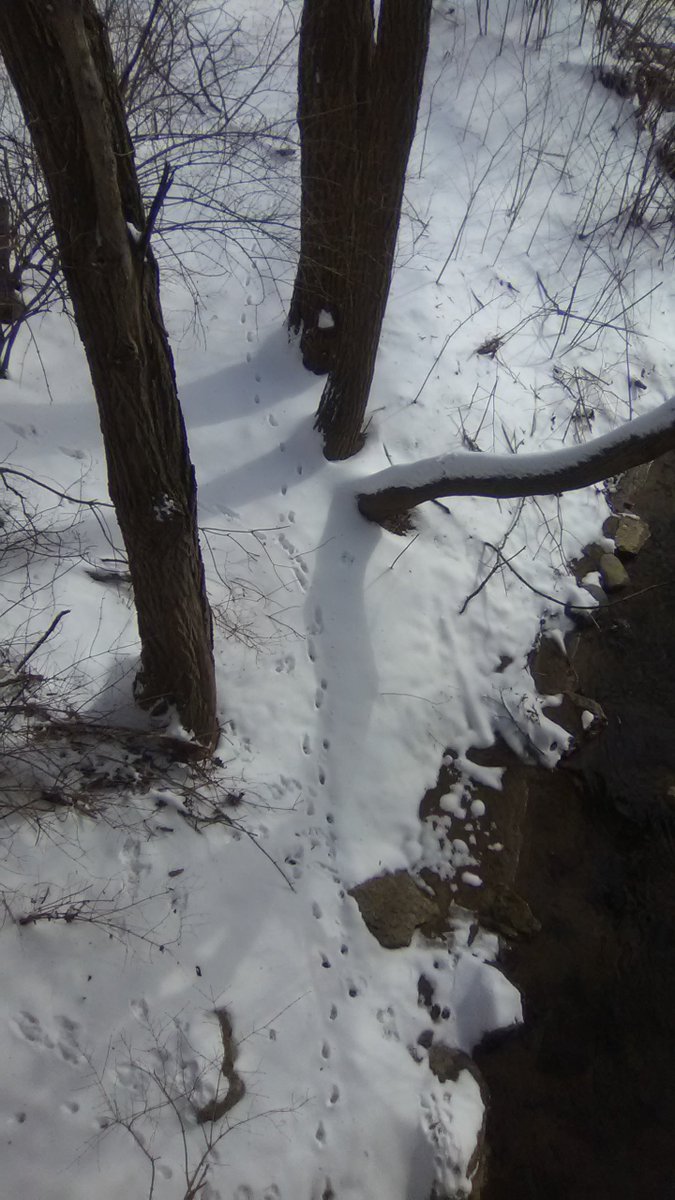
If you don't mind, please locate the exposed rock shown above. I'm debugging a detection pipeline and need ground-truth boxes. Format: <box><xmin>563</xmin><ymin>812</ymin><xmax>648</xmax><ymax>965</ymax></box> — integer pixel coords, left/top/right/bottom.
<box><xmin>604</xmin><ymin>512</ymin><xmax>651</xmax><ymax>558</ymax></box>
<box><xmin>599</xmin><ymin>552</ymin><xmax>630</xmax><ymax>592</ymax></box>
<box><xmin>571</xmin><ymin>541</ymin><xmax>606</xmax><ymax>583</ymax></box>
<box><xmin>478</xmin><ymin>884</ymin><xmax>541</xmax><ymax>940</ymax></box>
<box><xmin>429</xmin><ymin>1044</ymin><xmax>485</xmax><ymax>1087</ymax></box>
<box><xmin>349</xmin><ymin>871</ymin><xmax>440</xmax><ymax>949</ymax></box>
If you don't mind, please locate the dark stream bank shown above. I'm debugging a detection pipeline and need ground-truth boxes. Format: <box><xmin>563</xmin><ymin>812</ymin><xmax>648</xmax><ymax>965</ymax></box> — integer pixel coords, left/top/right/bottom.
<box><xmin>473</xmin><ymin>453</ymin><xmax>675</xmax><ymax>1198</ymax></box>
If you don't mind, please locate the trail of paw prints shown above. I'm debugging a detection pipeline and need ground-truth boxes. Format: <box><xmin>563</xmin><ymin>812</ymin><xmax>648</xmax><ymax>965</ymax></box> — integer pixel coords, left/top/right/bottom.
<box><xmin>240</xmin><ymin>287</ymin><xmax>257</xmax><ymax>351</ymax></box>
<box><xmin>277</xmin><ymin>526</ymin><xmax>309</xmax><ymax>593</ymax></box>
<box><xmin>241</xmin><ymin>281</ymin><xmax>263</xmax><ymax>407</ymax></box>
<box><xmin>10</xmin><ymin>1011</ymin><xmax>84</xmax><ymax>1065</ymax></box>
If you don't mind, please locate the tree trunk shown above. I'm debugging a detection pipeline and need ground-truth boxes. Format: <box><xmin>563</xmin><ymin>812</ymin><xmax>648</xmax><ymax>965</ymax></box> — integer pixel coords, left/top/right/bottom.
<box><xmin>288</xmin><ymin>0</ymin><xmax>373</xmax><ymax>375</ymax></box>
<box><xmin>314</xmin><ymin>0</ymin><xmax>432</xmax><ymax>460</ymax></box>
<box><xmin>0</xmin><ymin>0</ymin><xmax>218</xmax><ymax>751</ymax></box>
<box><xmin>357</xmin><ymin>397</ymin><xmax>675</xmax><ymax>524</ymax></box>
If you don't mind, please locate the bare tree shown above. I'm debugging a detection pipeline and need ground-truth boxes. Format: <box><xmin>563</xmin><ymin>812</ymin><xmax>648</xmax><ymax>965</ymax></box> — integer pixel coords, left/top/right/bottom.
<box><xmin>290</xmin><ymin>0</ymin><xmax>432</xmax><ymax>460</ymax></box>
<box><xmin>357</xmin><ymin>396</ymin><xmax>675</xmax><ymax>524</ymax></box>
<box><xmin>0</xmin><ymin>0</ymin><xmax>297</xmax><ymax>376</ymax></box>
<box><xmin>0</xmin><ymin>0</ymin><xmax>218</xmax><ymax>750</ymax></box>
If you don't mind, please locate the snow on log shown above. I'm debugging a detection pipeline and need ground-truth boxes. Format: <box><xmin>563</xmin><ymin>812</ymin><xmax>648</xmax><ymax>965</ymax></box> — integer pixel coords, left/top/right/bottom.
<box><xmin>357</xmin><ymin>396</ymin><xmax>675</xmax><ymax>523</ymax></box>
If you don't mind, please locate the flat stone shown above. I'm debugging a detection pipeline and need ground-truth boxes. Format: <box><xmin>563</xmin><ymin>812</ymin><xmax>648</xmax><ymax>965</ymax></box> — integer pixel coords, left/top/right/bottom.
<box><xmin>599</xmin><ymin>552</ymin><xmax>630</xmax><ymax>592</ymax></box>
<box><xmin>604</xmin><ymin>512</ymin><xmax>651</xmax><ymax>558</ymax></box>
<box><xmin>349</xmin><ymin>871</ymin><xmax>439</xmax><ymax>949</ymax></box>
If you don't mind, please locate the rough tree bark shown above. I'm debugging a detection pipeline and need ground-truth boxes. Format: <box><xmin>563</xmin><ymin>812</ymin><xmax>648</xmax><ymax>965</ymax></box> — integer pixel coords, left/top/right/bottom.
<box><xmin>357</xmin><ymin>397</ymin><xmax>675</xmax><ymax>524</ymax></box>
<box><xmin>290</xmin><ymin>0</ymin><xmax>432</xmax><ymax>458</ymax></box>
<box><xmin>315</xmin><ymin>0</ymin><xmax>432</xmax><ymax>460</ymax></box>
<box><xmin>0</xmin><ymin>0</ymin><xmax>218</xmax><ymax>751</ymax></box>
<box><xmin>288</xmin><ymin>0</ymin><xmax>373</xmax><ymax>375</ymax></box>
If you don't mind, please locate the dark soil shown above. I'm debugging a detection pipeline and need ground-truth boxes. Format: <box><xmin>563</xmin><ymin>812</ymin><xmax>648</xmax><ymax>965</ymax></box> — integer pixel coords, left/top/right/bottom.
<box><xmin>473</xmin><ymin>452</ymin><xmax>675</xmax><ymax>1199</ymax></box>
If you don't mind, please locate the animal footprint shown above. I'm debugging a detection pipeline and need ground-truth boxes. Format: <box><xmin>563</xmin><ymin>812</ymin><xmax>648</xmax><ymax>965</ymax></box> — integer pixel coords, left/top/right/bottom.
<box><xmin>55</xmin><ymin>1016</ymin><xmax>83</xmax><ymax>1064</ymax></box>
<box><xmin>302</xmin><ymin>734</ymin><xmax>311</xmax><ymax>755</ymax></box>
<box><xmin>11</xmin><ymin>1011</ymin><xmax>49</xmax><ymax>1047</ymax></box>
<box><xmin>315</xmin><ymin>1121</ymin><xmax>327</xmax><ymax>1145</ymax></box>
<box><xmin>328</xmin><ymin>1084</ymin><xmax>340</xmax><ymax>1106</ymax></box>
<box><xmin>321</xmin><ymin>1041</ymin><xmax>331</xmax><ymax>1060</ymax></box>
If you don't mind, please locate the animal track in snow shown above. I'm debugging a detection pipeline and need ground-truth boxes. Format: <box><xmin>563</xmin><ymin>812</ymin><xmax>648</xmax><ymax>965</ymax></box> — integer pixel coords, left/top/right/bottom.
<box><xmin>302</xmin><ymin>735</ymin><xmax>311</xmax><ymax>755</ymax></box>
<box><xmin>329</xmin><ymin>1005</ymin><xmax>338</xmax><ymax>1021</ymax></box>
<box><xmin>59</xmin><ymin>445</ymin><xmax>87</xmax><ymax>461</ymax></box>
<box><xmin>320</xmin><ymin>1041</ymin><xmax>331</xmax><ymax>1060</ymax></box>
<box><xmin>312</xmin><ymin>901</ymin><xmax>322</xmax><ymax>919</ymax></box>
<box><xmin>328</xmin><ymin>1084</ymin><xmax>340</xmax><ymax>1106</ymax></box>
<box><xmin>11</xmin><ymin>1011</ymin><xmax>83</xmax><ymax>1064</ymax></box>
<box><xmin>307</xmin><ymin>637</ymin><xmax>317</xmax><ymax>663</ymax></box>
<box><xmin>376</xmin><ymin>1006</ymin><xmax>399</xmax><ymax>1040</ymax></box>
<box><xmin>315</xmin><ymin>1121</ymin><xmax>327</xmax><ymax>1145</ymax></box>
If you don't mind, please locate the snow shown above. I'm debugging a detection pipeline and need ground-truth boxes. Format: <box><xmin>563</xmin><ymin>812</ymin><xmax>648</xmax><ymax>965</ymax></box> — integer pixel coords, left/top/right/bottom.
<box><xmin>1</xmin><ymin>0</ymin><xmax>674</xmax><ymax>1197</ymax></box>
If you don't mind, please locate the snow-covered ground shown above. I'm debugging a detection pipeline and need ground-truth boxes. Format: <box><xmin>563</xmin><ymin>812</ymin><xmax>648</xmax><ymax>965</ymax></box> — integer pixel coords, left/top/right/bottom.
<box><xmin>1</xmin><ymin>1</ymin><xmax>674</xmax><ymax>1197</ymax></box>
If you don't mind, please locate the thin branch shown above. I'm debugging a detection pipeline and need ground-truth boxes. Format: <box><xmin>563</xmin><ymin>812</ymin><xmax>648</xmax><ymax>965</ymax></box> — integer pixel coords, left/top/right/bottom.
<box><xmin>15</xmin><ymin>609</ymin><xmax>70</xmax><ymax>672</ymax></box>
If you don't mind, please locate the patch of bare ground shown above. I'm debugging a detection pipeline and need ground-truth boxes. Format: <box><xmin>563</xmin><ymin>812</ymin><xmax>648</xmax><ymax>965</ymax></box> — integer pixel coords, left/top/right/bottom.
<box><xmin>465</xmin><ymin>451</ymin><xmax>675</xmax><ymax>1198</ymax></box>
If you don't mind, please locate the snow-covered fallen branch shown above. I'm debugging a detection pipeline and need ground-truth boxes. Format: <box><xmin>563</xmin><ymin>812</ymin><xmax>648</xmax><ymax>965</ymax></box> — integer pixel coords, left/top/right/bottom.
<box><xmin>358</xmin><ymin>396</ymin><xmax>675</xmax><ymax>523</ymax></box>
